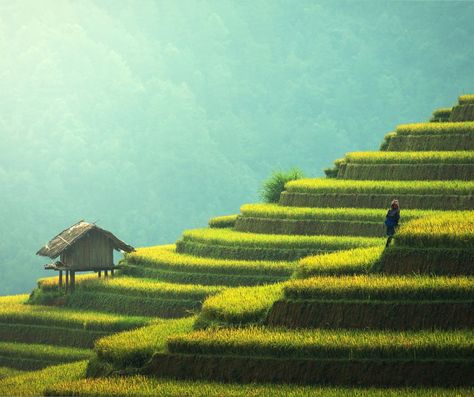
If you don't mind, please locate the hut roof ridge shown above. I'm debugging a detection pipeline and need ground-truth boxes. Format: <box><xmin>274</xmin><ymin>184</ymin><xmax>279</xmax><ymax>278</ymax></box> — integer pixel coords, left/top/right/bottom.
<box><xmin>36</xmin><ymin>220</ymin><xmax>134</xmax><ymax>259</ymax></box>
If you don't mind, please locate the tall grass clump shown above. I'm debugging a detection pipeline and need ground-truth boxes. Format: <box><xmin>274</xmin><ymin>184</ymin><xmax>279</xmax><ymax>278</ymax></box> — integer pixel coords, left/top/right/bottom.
<box><xmin>260</xmin><ymin>168</ymin><xmax>305</xmax><ymax>203</ymax></box>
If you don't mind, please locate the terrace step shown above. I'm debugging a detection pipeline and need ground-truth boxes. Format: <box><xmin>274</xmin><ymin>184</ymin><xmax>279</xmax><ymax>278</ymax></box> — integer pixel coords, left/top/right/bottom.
<box><xmin>0</xmin><ymin>342</ymin><xmax>91</xmax><ymax>371</ymax></box>
<box><xmin>31</xmin><ymin>276</ymin><xmax>222</xmax><ymax>317</ymax></box>
<box><xmin>386</xmin><ymin>134</ymin><xmax>474</xmax><ymax>151</ymax></box>
<box><xmin>235</xmin><ymin>216</ymin><xmax>384</xmax><ymax>237</ymax></box>
<box><xmin>123</xmin><ymin>245</ymin><xmax>294</xmax><ymax>286</ymax></box>
<box><xmin>266</xmin><ymin>275</ymin><xmax>474</xmax><ymax>330</ymax></box>
<box><xmin>176</xmin><ymin>228</ymin><xmax>382</xmax><ymax>261</ymax></box>
<box><xmin>281</xmin><ymin>179</ymin><xmax>474</xmax><ymax>210</ymax></box>
<box><xmin>148</xmin><ymin>353</ymin><xmax>473</xmax><ymax>387</ymax></box>
<box><xmin>337</xmin><ymin>163</ymin><xmax>474</xmax><ymax>180</ymax></box>
<box><xmin>121</xmin><ymin>264</ymin><xmax>288</xmax><ymax>286</ymax></box>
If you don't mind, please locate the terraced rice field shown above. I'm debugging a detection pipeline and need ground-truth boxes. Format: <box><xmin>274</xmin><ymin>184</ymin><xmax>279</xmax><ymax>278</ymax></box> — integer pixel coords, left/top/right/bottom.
<box><xmin>122</xmin><ymin>244</ymin><xmax>294</xmax><ymax>285</ymax></box>
<box><xmin>1</xmin><ymin>93</ymin><xmax>473</xmax><ymax>394</ymax></box>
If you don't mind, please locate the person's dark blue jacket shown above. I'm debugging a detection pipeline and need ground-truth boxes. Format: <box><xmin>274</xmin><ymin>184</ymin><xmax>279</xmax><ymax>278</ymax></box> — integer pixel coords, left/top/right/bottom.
<box><xmin>385</xmin><ymin>208</ymin><xmax>400</xmax><ymax>228</ymax></box>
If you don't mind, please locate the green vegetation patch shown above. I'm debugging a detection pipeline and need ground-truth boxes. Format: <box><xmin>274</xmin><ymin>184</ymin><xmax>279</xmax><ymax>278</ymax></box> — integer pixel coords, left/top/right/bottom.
<box><xmin>0</xmin><ymin>341</ymin><xmax>91</xmax><ymax>364</ymax></box>
<box><xmin>395</xmin><ymin>122</ymin><xmax>474</xmax><ymax>135</ymax></box>
<box><xmin>0</xmin><ymin>367</ymin><xmax>22</xmax><ymax>380</ymax></box>
<box><xmin>240</xmin><ymin>203</ymin><xmax>433</xmax><ymax>222</ymax></box>
<box><xmin>209</xmin><ymin>214</ymin><xmax>238</xmax><ymax>228</ymax></box>
<box><xmin>0</xmin><ymin>297</ymin><xmax>149</xmax><ymax>332</ymax></box>
<box><xmin>125</xmin><ymin>245</ymin><xmax>294</xmax><ymax>277</ymax></box>
<box><xmin>396</xmin><ymin>211</ymin><xmax>474</xmax><ymax>249</ymax></box>
<box><xmin>432</xmin><ymin>108</ymin><xmax>452</xmax><ymax>118</ymax></box>
<box><xmin>94</xmin><ymin>317</ymin><xmax>195</xmax><ymax>368</ymax></box>
<box><xmin>284</xmin><ymin>275</ymin><xmax>474</xmax><ymax>301</ymax></box>
<box><xmin>386</xmin><ymin>134</ymin><xmax>474</xmax><ymax>152</ymax></box>
<box><xmin>168</xmin><ymin>327</ymin><xmax>474</xmax><ymax>360</ymax></box>
<box><xmin>296</xmin><ymin>247</ymin><xmax>384</xmax><ymax>277</ymax></box>
<box><xmin>198</xmin><ymin>284</ymin><xmax>284</xmax><ymax>326</ymax></box>
<box><xmin>284</xmin><ymin>178</ymin><xmax>474</xmax><ymax>195</ymax></box>
<box><xmin>44</xmin><ymin>376</ymin><xmax>472</xmax><ymax>397</ymax></box>
<box><xmin>459</xmin><ymin>94</ymin><xmax>474</xmax><ymax>105</ymax></box>
<box><xmin>343</xmin><ymin>151</ymin><xmax>474</xmax><ymax>164</ymax></box>
<box><xmin>0</xmin><ymin>360</ymin><xmax>87</xmax><ymax>397</ymax></box>
<box><xmin>38</xmin><ymin>275</ymin><xmax>222</xmax><ymax>301</ymax></box>
<box><xmin>180</xmin><ymin>228</ymin><xmax>383</xmax><ymax>250</ymax></box>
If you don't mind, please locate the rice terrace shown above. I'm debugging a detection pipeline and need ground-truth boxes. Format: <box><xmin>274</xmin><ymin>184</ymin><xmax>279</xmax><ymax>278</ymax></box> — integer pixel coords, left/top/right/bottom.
<box><xmin>0</xmin><ymin>2</ymin><xmax>474</xmax><ymax>396</ymax></box>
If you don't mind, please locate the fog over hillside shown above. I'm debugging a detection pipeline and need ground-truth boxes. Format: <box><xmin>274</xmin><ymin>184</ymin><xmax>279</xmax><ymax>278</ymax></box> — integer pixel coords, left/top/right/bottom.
<box><xmin>0</xmin><ymin>0</ymin><xmax>473</xmax><ymax>295</ymax></box>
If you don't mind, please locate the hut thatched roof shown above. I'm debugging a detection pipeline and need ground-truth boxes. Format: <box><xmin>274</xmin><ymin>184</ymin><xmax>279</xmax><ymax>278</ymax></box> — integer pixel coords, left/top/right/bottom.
<box><xmin>36</xmin><ymin>220</ymin><xmax>134</xmax><ymax>259</ymax></box>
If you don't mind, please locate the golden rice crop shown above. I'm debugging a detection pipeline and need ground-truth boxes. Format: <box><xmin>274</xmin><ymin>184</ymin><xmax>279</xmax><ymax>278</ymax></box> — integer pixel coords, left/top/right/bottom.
<box><xmin>181</xmin><ymin>228</ymin><xmax>383</xmax><ymax>250</ymax></box>
<box><xmin>240</xmin><ymin>203</ymin><xmax>435</xmax><ymax>222</ymax></box>
<box><xmin>395</xmin><ymin>122</ymin><xmax>474</xmax><ymax>136</ymax></box>
<box><xmin>343</xmin><ymin>151</ymin><xmax>474</xmax><ymax>164</ymax></box>
<box><xmin>296</xmin><ymin>247</ymin><xmax>384</xmax><ymax>277</ymax></box>
<box><xmin>39</xmin><ymin>275</ymin><xmax>223</xmax><ymax>299</ymax></box>
<box><xmin>44</xmin><ymin>376</ymin><xmax>470</xmax><ymax>397</ymax></box>
<box><xmin>284</xmin><ymin>178</ymin><xmax>474</xmax><ymax>195</ymax></box>
<box><xmin>199</xmin><ymin>283</ymin><xmax>284</xmax><ymax>326</ymax></box>
<box><xmin>396</xmin><ymin>211</ymin><xmax>474</xmax><ymax>248</ymax></box>
<box><xmin>459</xmin><ymin>94</ymin><xmax>474</xmax><ymax>105</ymax></box>
<box><xmin>0</xmin><ymin>341</ymin><xmax>92</xmax><ymax>362</ymax></box>
<box><xmin>0</xmin><ymin>360</ymin><xmax>87</xmax><ymax>396</ymax></box>
<box><xmin>126</xmin><ymin>245</ymin><xmax>294</xmax><ymax>276</ymax></box>
<box><xmin>208</xmin><ymin>214</ymin><xmax>238</xmax><ymax>228</ymax></box>
<box><xmin>284</xmin><ymin>275</ymin><xmax>474</xmax><ymax>301</ymax></box>
<box><xmin>0</xmin><ymin>297</ymin><xmax>149</xmax><ymax>332</ymax></box>
<box><xmin>167</xmin><ymin>326</ymin><xmax>474</xmax><ymax>360</ymax></box>
<box><xmin>95</xmin><ymin>317</ymin><xmax>194</xmax><ymax>367</ymax></box>
<box><xmin>432</xmin><ymin>108</ymin><xmax>452</xmax><ymax>118</ymax></box>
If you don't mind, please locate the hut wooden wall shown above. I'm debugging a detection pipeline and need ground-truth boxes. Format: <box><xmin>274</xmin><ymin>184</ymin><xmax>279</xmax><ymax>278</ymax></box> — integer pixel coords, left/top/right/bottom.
<box><xmin>60</xmin><ymin>229</ymin><xmax>114</xmax><ymax>271</ymax></box>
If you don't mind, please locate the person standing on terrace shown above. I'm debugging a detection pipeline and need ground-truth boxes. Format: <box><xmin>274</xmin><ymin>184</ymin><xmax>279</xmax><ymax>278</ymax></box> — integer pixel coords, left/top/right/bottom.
<box><xmin>385</xmin><ymin>199</ymin><xmax>400</xmax><ymax>247</ymax></box>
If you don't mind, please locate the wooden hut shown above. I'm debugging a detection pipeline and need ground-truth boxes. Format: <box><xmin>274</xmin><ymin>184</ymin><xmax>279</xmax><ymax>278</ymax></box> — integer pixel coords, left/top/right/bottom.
<box><xmin>37</xmin><ymin>220</ymin><xmax>134</xmax><ymax>291</ymax></box>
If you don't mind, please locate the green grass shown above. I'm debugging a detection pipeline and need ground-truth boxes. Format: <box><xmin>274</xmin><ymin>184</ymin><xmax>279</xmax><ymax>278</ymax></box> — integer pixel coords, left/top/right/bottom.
<box><xmin>209</xmin><ymin>214</ymin><xmax>238</xmax><ymax>228</ymax></box>
<box><xmin>396</xmin><ymin>211</ymin><xmax>474</xmax><ymax>249</ymax></box>
<box><xmin>342</xmin><ymin>151</ymin><xmax>474</xmax><ymax>164</ymax></box>
<box><xmin>44</xmin><ymin>376</ymin><xmax>473</xmax><ymax>397</ymax></box>
<box><xmin>0</xmin><ymin>360</ymin><xmax>87</xmax><ymax>396</ymax></box>
<box><xmin>459</xmin><ymin>94</ymin><xmax>474</xmax><ymax>105</ymax></box>
<box><xmin>284</xmin><ymin>275</ymin><xmax>474</xmax><ymax>301</ymax></box>
<box><xmin>296</xmin><ymin>247</ymin><xmax>384</xmax><ymax>277</ymax></box>
<box><xmin>395</xmin><ymin>122</ymin><xmax>474</xmax><ymax>135</ymax></box>
<box><xmin>0</xmin><ymin>367</ymin><xmax>22</xmax><ymax>380</ymax></box>
<box><xmin>260</xmin><ymin>168</ymin><xmax>305</xmax><ymax>203</ymax></box>
<box><xmin>94</xmin><ymin>317</ymin><xmax>195</xmax><ymax>368</ymax></box>
<box><xmin>167</xmin><ymin>327</ymin><xmax>474</xmax><ymax>360</ymax></box>
<box><xmin>198</xmin><ymin>283</ymin><xmax>284</xmax><ymax>326</ymax></box>
<box><xmin>284</xmin><ymin>178</ymin><xmax>474</xmax><ymax>195</ymax></box>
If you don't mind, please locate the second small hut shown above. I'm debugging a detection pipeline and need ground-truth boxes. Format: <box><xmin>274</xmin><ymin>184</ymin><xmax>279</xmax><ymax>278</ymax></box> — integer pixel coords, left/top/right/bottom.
<box><xmin>37</xmin><ymin>220</ymin><xmax>134</xmax><ymax>291</ymax></box>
